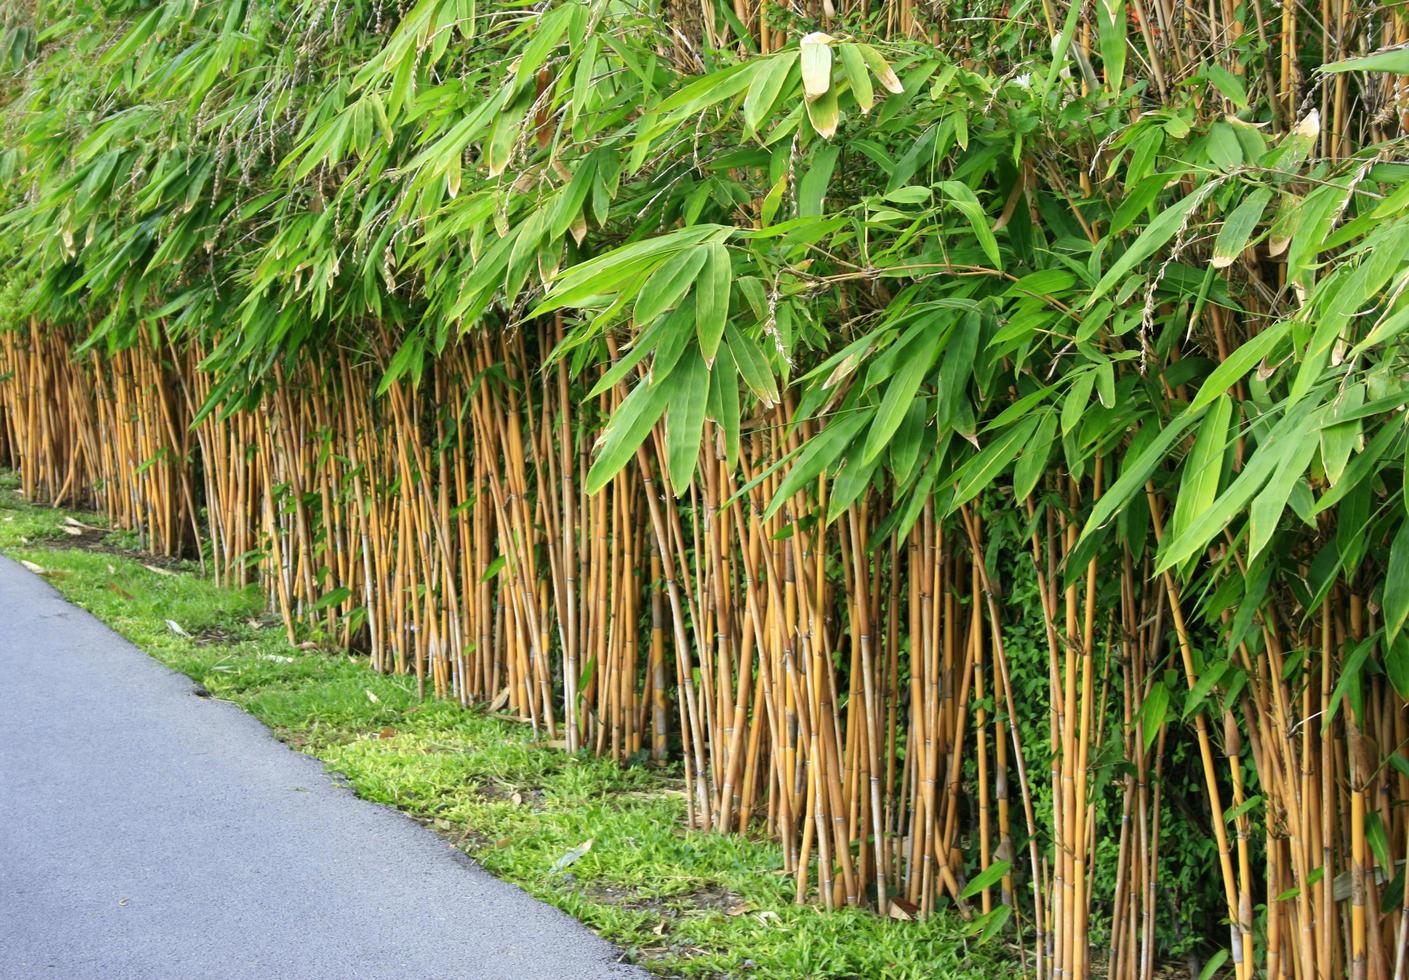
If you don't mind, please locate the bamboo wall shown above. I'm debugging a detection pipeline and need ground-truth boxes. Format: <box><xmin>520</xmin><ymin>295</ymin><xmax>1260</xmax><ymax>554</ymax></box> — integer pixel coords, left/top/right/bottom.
<box><xmin>4</xmin><ymin>325</ymin><xmax>1408</xmax><ymax>978</ymax></box>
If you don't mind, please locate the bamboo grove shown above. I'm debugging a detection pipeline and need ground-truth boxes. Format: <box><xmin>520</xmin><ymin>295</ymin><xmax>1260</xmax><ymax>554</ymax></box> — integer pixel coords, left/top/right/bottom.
<box><xmin>4</xmin><ymin>0</ymin><xmax>1409</xmax><ymax>974</ymax></box>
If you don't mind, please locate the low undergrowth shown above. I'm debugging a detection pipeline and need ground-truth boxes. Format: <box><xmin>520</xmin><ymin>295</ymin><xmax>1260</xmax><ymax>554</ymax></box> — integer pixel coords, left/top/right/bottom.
<box><xmin>0</xmin><ymin>471</ymin><xmax>999</xmax><ymax>979</ymax></box>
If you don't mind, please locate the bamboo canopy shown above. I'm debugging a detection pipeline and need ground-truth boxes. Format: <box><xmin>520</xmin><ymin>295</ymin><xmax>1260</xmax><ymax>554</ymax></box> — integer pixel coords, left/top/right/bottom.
<box><xmin>4</xmin><ymin>0</ymin><xmax>1409</xmax><ymax>974</ymax></box>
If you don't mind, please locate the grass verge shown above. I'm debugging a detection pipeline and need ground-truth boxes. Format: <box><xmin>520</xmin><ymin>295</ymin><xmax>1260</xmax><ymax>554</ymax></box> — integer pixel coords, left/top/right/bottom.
<box><xmin>0</xmin><ymin>471</ymin><xmax>1001</xmax><ymax>979</ymax></box>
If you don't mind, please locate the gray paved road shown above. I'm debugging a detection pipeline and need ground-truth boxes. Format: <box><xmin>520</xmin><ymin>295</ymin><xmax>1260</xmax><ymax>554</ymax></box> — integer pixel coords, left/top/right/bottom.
<box><xmin>0</xmin><ymin>556</ymin><xmax>645</xmax><ymax>980</ymax></box>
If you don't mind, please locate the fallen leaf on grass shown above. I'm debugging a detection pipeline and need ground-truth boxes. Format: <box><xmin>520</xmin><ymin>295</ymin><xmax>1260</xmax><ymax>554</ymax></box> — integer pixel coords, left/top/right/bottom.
<box><xmin>887</xmin><ymin>901</ymin><xmax>914</xmax><ymax>921</ymax></box>
<box><xmin>378</xmin><ymin>726</ymin><xmax>397</xmax><ymax>739</ymax></box>
<box><xmin>510</xmin><ymin>791</ymin><xmax>524</xmax><ymax>806</ymax></box>
<box><xmin>63</xmin><ymin>517</ymin><xmax>101</xmax><ymax>531</ymax></box>
<box><xmin>365</xmin><ymin>688</ymin><xmax>380</xmax><ymax>704</ymax></box>
<box><xmin>549</xmin><ymin>839</ymin><xmax>593</xmax><ymax>874</ymax></box>
<box><xmin>652</xmin><ymin>920</ymin><xmax>668</xmax><ymax>936</ymax></box>
<box><xmin>19</xmin><ymin>559</ymin><xmax>48</xmax><ymax>576</ymax></box>
<box><xmin>106</xmin><ymin>582</ymin><xmax>134</xmax><ymax>600</ymax></box>
<box><xmin>258</xmin><ymin>654</ymin><xmax>294</xmax><ymax>663</ymax></box>
<box><xmin>166</xmin><ymin>619</ymin><xmax>191</xmax><ymax>638</ymax></box>
<box><xmin>143</xmin><ymin>563</ymin><xmax>176</xmax><ymax>577</ymax></box>
<box><xmin>59</xmin><ymin>525</ymin><xmax>84</xmax><ymax>536</ymax></box>
<box><xmin>488</xmin><ymin>686</ymin><xmax>511</xmax><ymax>712</ymax></box>
<box><xmin>726</xmin><ymin>902</ymin><xmax>750</xmax><ymax>916</ymax></box>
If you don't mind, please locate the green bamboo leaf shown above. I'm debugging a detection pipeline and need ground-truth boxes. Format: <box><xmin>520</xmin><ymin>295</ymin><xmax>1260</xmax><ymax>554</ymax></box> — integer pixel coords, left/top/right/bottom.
<box><xmin>1044</xmin><ymin>0</ymin><xmax>1085</xmax><ymax>91</ymax></box>
<box><xmin>1014</xmin><ymin>409</ymin><xmax>1058</xmax><ymax>500</ymax></box>
<box><xmin>1321</xmin><ymin>47</ymin><xmax>1409</xmax><ymax>74</ymax></box>
<box><xmin>854</xmin><ymin>43</ymin><xmax>904</xmax><ymax>95</ymax></box>
<box><xmin>707</xmin><ymin>362</ymin><xmax>741</xmax><ymax>470</ymax></box>
<box><xmin>1138</xmin><ymin>682</ymin><xmax>1169</xmax><ymax>753</ymax></box>
<box><xmin>486</xmin><ymin>102</ymin><xmax>524</xmax><ymax>178</ymax></box>
<box><xmin>1061</xmin><ymin>371</ymin><xmax>1095</xmax><ymax>435</ymax></box>
<box><xmin>1313</xmin><ymin>419</ymin><xmax>1401</xmax><ymax>516</ymax></box>
<box><xmin>479</xmin><ymin>555</ymin><xmax>507</xmax><ymax>582</ymax></box>
<box><xmin>1088</xmin><ymin>188</ymin><xmax>1205</xmax><ymax>306</ymax></box>
<box><xmin>725</xmin><ymin>322</ymin><xmax>780</xmax><ymax>406</ymax></box>
<box><xmin>765</xmin><ymin>412</ymin><xmax>868</xmax><ymax>518</ymax></box>
<box><xmin>1188</xmin><ymin>322</ymin><xmax>1288</xmax><ymax>414</ymax></box>
<box><xmin>1158</xmin><ymin>401</ymin><xmax>1323</xmax><ymax>572</ymax></box>
<box><xmin>862</xmin><ymin>331</ymin><xmax>942</xmax><ymax>463</ymax></box>
<box><xmin>695</xmin><ymin>243</ymin><xmax>732</xmax><ymax>366</ymax></box>
<box><xmin>806</xmin><ymin>86</ymin><xmax>841</xmax><ymax>140</ymax></box>
<box><xmin>798</xmin><ymin>145</ymin><xmax>840</xmax><ymax>218</ymax></box>
<box><xmin>511</xmin><ymin>4</ymin><xmax>572</xmax><ymax>95</ymax></box>
<box><xmin>538</xmin><ymin>226</ymin><xmax>726</xmax><ymax>312</ymax></box>
<box><xmin>1079</xmin><ymin>412</ymin><xmax>1196</xmax><ymax>543</ymax></box>
<box><xmin>827</xmin><ymin>451</ymin><xmax>883</xmax><ymax>523</ymax></box>
<box><xmin>1325</xmin><ymin>636</ymin><xmax>1376</xmax><ymax>732</ymax></box>
<box><xmin>1246</xmin><ymin>433</ymin><xmax>1319</xmax><ymax>561</ymax></box>
<box><xmin>1386</xmin><ymin>520</ymin><xmax>1409</xmax><ymax>646</ymax></box>
<box><xmin>1184</xmin><ymin>661</ymin><xmax>1231</xmax><ymax>720</ymax></box>
<box><xmin>743</xmin><ymin>52</ymin><xmax>798</xmax><ymax>135</ymax></box>
<box><xmin>1211</xmin><ymin>188</ymin><xmax>1272</xmax><ymax>269</ymax></box>
<box><xmin>635</xmin><ymin>245</ymin><xmax>708</xmax><ymax>327</ymax></box>
<box><xmin>961</xmin><ymin>860</ymin><xmax>1011</xmax><ymax>900</ymax></box>
<box><xmin>938</xmin><ymin>181</ymin><xmax>1002</xmax><ymax>270</ymax></box>
<box><xmin>1095</xmin><ymin>0</ymin><xmax>1127</xmax><ymax>94</ymax></box>
<box><xmin>1350</xmin><ymin>303</ymin><xmax>1409</xmax><ymax>358</ymax></box>
<box><xmin>888</xmin><ymin>398</ymin><xmax>929</xmax><ymax>486</ymax></box>
<box><xmin>666</xmin><ymin>348</ymin><xmax>710</xmax><ymax>495</ymax></box>
<box><xmin>652</xmin><ymin>305</ymin><xmax>697</xmax><ymax>383</ymax></box>
<box><xmin>1385</xmin><ymin>634</ymin><xmax>1409</xmax><ymax>700</ymax></box>
<box><xmin>587</xmin><ymin>378</ymin><xmax>669</xmax><ymax>494</ymax></box>
<box><xmin>945</xmin><ymin>415</ymin><xmax>1040</xmax><ymax>513</ymax></box>
<box><xmin>837</xmin><ymin>44</ymin><xmax>874</xmax><ymax>113</ymax></box>
<box><xmin>1170</xmin><ymin>393</ymin><xmax>1231</xmax><ymax>541</ymax></box>
<box><xmin>1320</xmin><ymin>384</ymin><xmax>1364</xmax><ymax>487</ymax></box>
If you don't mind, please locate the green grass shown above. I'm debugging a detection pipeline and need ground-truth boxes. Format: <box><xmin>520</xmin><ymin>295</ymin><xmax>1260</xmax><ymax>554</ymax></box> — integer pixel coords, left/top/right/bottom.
<box><xmin>0</xmin><ymin>471</ymin><xmax>1001</xmax><ymax>979</ymax></box>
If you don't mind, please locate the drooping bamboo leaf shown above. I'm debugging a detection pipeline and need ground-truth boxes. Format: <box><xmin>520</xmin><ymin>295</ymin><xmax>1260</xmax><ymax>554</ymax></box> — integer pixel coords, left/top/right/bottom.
<box><xmin>743</xmin><ymin>52</ymin><xmax>798</xmax><ymax>135</ymax></box>
<box><xmin>1079</xmin><ymin>412</ymin><xmax>1196</xmax><ymax>542</ymax></box>
<box><xmin>695</xmin><ymin>242</ymin><xmax>732</xmax><ymax>366</ymax></box>
<box><xmin>1137</xmin><ymin>682</ymin><xmax>1168</xmax><ymax>752</ymax></box>
<box><xmin>1170</xmin><ymin>393</ymin><xmax>1231</xmax><ymax>540</ymax></box>
<box><xmin>938</xmin><ymin>181</ymin><xmax>1002</xmax><ymax>270</ymax></box>
<box><xmin>1386</xmin><ymin>520</ymin><xmax>1409</xmax><ymax>646</ymax></box>
<box><xmin>635</xmin><ymin>245</ymin><xmax>708</xmax><ymax>327</ymax></box>
<box><xmin>1188</xmin><ymin>322</ymin><xmax>1288</xmax><ymax>414</ymax></box>
<box><xmin>1211</xmin><ymin>188</ymin><xmax>1272</xmax><ymax>269</ymax></box>
<box><xmin>765</xmin><ymin>412</ymin><xmax>868</xmax><ymax>518</ymax></box>
<box><xmin>945</xmin><ymin>415</ymin><xmax>1040</xmax><ymax>513</ymax></box>
<box><xmin>837</xmin><ymin>44</ymin><xmax>874</xmax><ymax>113</ymax></box>
<box><xmin>1088</xmin><ymin>188</ymin><xmax>1205</xmax><ymax>306</ymax></box>
<box><xmin>800</xmin><ymin>33</ymin><xmax>834</xmax><ymax>102</ymax></box>
<box><xmin>1158</xmin><ymin>401</ymin><xmax>1324</xmax><ymax>572</ymax></box>
<box><xmin>862</xmin><ymin>330</ymin><xmax>942</xmax><ymax>463</ymax></box>
<box><xmin>1014</xmin><ymin>409</ymin><xmax>1058</xmax><ymax>500</ymax></box>
<box><xmin>587</xmin><ymin>377</ymin><xmax>669</xmax><ymax>494</ymax></box>
<box><xmin>805</xmin><ymin>86</ymin><xmax>841</xmax><ymax>139</ymax></box>
<box><xmin>665</xmin><ymin>347</ymin><xmax>710</xmax><ymax>495</ymax></box>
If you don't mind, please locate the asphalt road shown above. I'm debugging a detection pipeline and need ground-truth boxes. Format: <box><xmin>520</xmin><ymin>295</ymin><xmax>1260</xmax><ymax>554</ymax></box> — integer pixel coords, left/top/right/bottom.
<box><xmin>0</xmin><ymin>556</ymin><xmax>645</xmax><ymax>980</ymax></box>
